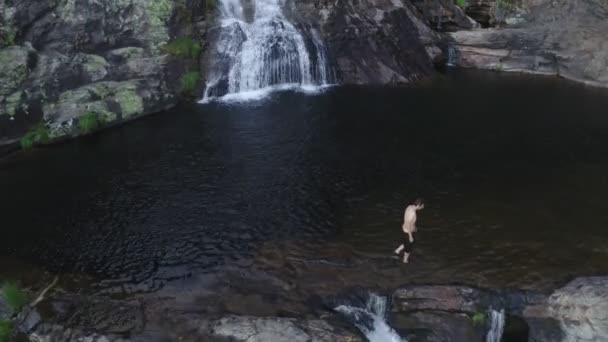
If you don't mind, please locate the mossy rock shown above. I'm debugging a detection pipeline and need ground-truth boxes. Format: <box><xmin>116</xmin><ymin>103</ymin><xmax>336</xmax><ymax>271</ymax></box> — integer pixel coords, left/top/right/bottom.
<box><xmin>0</xmin><ymin>46</ymin><xmax>32</xmax><ymax>97</ymax></box>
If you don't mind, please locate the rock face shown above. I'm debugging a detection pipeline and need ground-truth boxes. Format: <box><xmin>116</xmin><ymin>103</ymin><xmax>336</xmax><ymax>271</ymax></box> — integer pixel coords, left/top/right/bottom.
<box><xmin>289</xmin><ymin>0</ymin><xmax>442</xmax><ymax>84</ymax></box>
<box><xmin>0</xmin><ymin>0</ymin><xmax>207</xmax><ymax>146</ymax></box>
<box><xmin>449</xmin><ymin>0</ymin><xmax>608</xmax><ymax>88</ymax></box>
<box><xmin>532</xmin><ymin>277</ymin><xmax>608</xmax><ymax>342</ymax></box>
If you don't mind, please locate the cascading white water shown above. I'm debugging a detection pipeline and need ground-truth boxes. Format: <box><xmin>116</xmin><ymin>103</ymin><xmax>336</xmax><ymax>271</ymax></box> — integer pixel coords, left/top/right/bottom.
<box><xmin>335</xmin><ymin>293</ymin><xmax>405</xmax><ymax>342</ymax></box>
<box><xmin>447</xmin><ymin>45</ymin><xmax>458</xmax><ymax>67</ymax></box>
<box><xmin>485</xmin><ymin>309</ymin><xmax>505</xmax><ymax>342</ymax></box>
<box><xmin>201</xmin><ymin>0</ymin><xmax>334</xmax><ymax>101</ymax></box>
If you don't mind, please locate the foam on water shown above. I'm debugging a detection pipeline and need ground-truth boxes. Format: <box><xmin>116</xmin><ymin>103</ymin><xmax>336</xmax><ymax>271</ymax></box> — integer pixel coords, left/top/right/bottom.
<box><xmin>199</xmin><ymin>83</ymin><xmax>332</xmax><ymax>103</ymax></box>
<box><xmin>335</xmin><ymin>293</ymin><xmax>405</xmax><ymax>342</ymax></box>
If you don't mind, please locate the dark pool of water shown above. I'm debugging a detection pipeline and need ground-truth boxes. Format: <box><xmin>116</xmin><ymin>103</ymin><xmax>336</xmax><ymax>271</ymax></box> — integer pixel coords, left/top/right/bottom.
<box><xmin>2</xmin><ymin>71</ymin><xmax>608</xmax><ymax>306</ymax></box>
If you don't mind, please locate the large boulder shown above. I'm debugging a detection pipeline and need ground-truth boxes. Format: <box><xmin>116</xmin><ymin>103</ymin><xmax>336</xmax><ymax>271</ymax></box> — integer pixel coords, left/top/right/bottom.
<box><xmin>528</xmin><ymin>277</ymin><xmax>608</xmax><ymax>342</ymax></box>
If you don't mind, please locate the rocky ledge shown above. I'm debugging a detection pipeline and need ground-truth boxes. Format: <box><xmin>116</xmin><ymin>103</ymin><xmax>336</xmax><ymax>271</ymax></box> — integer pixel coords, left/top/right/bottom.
<box><xmin>2</xmin><ymin>276</ymin><xmax>606</xmax><ymax>341</ymax></box>
<box><xmin>448</xmin><ymin>0</ymin><xmax>608</xmax><ymax>88</ymax></box>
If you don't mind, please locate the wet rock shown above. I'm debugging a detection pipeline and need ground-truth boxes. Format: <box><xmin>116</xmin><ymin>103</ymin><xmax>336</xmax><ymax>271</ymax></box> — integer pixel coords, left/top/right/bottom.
<box><xmin>546</xmin><ymin>277</ymin><xmax>608</xmax><ymax>341</ymax></box>
<box><xmin>17</xmin><ymin>307</ymin><xmax>42</xmax><ymax>333</ymax></box>
<box><xmin>291</xmin><ymin>0</ymin><xmax>440</xmax><ymax>84</ymax></box>
<box><xmin>392</xmin><ymin>285</ymin><xmax>501</xmax><ymax>313</ymax></box>
<box><xmin>391</xmin><ymin>310</ymin><xmax>484</xmax><ymax>342</ymax></box>
<box><xmin>205</xmin><ymin>316</ymin><xmax>364</xmax><ymax>342</ymax></box>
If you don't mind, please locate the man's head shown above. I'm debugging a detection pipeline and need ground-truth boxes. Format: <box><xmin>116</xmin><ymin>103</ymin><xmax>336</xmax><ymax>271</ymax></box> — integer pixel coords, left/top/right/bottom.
<box><xmin>413</xmin><ymin>198</ymin><xmax>424</xmax><ymax>210</ymax></box>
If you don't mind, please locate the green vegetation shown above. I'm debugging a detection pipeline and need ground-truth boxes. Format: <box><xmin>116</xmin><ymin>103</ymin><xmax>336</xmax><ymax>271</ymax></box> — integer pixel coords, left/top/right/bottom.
<box><xmin>0</xmin><ymin>320</ymin><xmax>13</xmax><ymax>342</ymax></box>
<box><xmin>79</xmin><ymin>111</ymin><xmax>104</xmax><ymax>133</ymax></box>
<box><xmin>456</xmin><ymin>0</ymin><xmax>467</xmax><ymax>8</ymax></box>
<box><xmin>2</xmin><ymin>283</ymin><xmax>26</xmax><ymax>311</ymax></box>
<box><xmin>472</xmin><ymin>311</ymin><xmax>486</xmax><ymax>325</ymax></box>
<box><xmin>20</xmin><ymin>124</ymin><xmax>50</xmax><ymax>149</ymax></box>
<box><xmin>496</xmin><ymin>0</ymin><xmax>516</xmax><ymax>9</ymax></box>
<box><xmin>181</xmin><ymin>71</ymin><xmax>200</xmax><ymax>95</ymax></box>
<box><xmin>206</xmin><ymin>0</ymin><xmax>216</xmax><ymax>12</ymax></box>
<box><xmin>161</xmin><ymin>37</ymin><xmax>201</xmax><ymax>59</ymax></box>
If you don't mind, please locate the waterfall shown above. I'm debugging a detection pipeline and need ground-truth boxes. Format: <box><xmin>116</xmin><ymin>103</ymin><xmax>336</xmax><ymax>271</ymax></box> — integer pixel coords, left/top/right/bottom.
<box><xmin>447</xmin><ymin>45</ymin><xmax>458</xmax><ymax>67</ymax></box>
<box><xmin>485</xmin><ymin>309</ymin><xmax>505</xmax><ymax>342</ymax></box>
<box><xmin>201</xmin><ymin>0</ymin><xmax>334</xmax><ymax>101</ymax></box>
<box><xmin>335</xmin><ymin>293</ymin><xmax>405</xmax><ymax>342</ymax></box>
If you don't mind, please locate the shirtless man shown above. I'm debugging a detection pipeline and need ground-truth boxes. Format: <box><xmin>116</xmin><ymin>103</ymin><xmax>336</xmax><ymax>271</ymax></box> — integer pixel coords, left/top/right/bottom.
<box><xmin>394</xmin><ymin>198</ymin><xmax>424</xmax><ymax>263</ymax></box>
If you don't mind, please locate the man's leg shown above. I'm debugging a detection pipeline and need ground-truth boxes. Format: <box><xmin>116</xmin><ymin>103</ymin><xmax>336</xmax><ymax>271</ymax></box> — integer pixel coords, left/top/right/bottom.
<box><xmin>394</xmin><ymin>244</ymin><xmax>404</xmax><ymax>254</ymax></box>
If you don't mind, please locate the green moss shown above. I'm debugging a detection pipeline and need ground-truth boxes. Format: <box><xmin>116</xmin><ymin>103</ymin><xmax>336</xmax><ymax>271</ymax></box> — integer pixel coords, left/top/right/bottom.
<box><xmin>2</xmin><ymin>283</ymin><xmax>26</xmax><ymax>311</ymax></box>
<box><xmin>114</xmin><ymin>85</ymin><xmax>144</xmax><ymax>118</ymax></box>
<box><xmin>472</xmin><ymin>311</ymin><xmax>486</xmax><ymax>325</ymax></box>
<box><xmin>0</xmin><ymin>320</ymin><xmax>13</xmax><ymax>342</ymax></box>
<box><xmin>79</xmin><ymin>111</ymin><xmax>104</xmax><ymax>133</ymax></box>
<box><xmin>456</xmin><ymin>0</ymin><xmax>467</xmax><ymax>7</ymax></box>
<box><xmin>0</xmin><ymin>47</ymin><xmax>30</xmax><ymax>96</ymax></box>
<box><xmin>161</xmin><ymin>37</ymin><xmax>201</xmax><ymax>59</ymax></box>
<box><xmin>20</xmin><ymin>124</ymin><xmax>50</xmax><ymax>150</ymax></box>
<box><xmin>144</xmin><ymin>0</ymin><xmax>173</xmax><ymax>50</ymax></box>
<box><xmin>180</xmin><ymin>72</ymin><xmax>200</xmax><ymax>95</ymax></box>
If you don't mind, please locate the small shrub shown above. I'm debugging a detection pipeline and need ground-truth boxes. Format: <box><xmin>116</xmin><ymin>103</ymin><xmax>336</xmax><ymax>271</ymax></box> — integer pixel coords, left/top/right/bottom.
<box><xmin>0</xmin><ymin>320</ymin><xmax>13</xmax><ymax>342</ymax></box>
<box><xmin>456</xmin><ymin>0</ymin><xmax>467</xmax><ymax>7</ymax></box>
<box><xmin>20</xmin><ymin>124</ymin><xmax>50</xmax><ymax>149</ymax></box>
<box><xmin>161</xmin><ymin>37</ymin><xmax>201</xmax><ymax>59</ymax></box>
<box><xmin>181</xmin><ymin>72</ymin><xmax>200</xmax><ymax>95</ymax></box>
<box><xmin>2</xmin><ymin>283</ymin><xmax>27</xmax><ymax>311</ymax></box>
<box><xmin>79</xmin><ymin>111</ymin><xmax>103</xmax><ymax>133</ymax></box>
<box><xmin>472</xmin><ymin>311</ymin><xmax>486</xmax><ymax>325</ymax></box>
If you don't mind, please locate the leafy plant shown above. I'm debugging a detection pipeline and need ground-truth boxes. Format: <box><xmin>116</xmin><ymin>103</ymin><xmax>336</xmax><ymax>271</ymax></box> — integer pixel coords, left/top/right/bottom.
<box><xmin>472</xmin><ymin>311</ymin><xmax>486</xmax><ymax>325</ymax></box>
<box><xmin>456</xmin><ymin>0</ymin><xmax>467</xmax><ymax>8</ymax></box>
<box><xmin>20</xmin><ymin>124</ymin><xmax>50</xmax><ymax>149</ymax></box>
<box><xmin>181</xmin><ymin>71</ymin><xmax>200</xmax><ymax>95</ymax></box>
<box><xmin>79</xmin><ymin>111</ymin><xmax>103</xmax><ymax>133</ymax></box>
<box><xmin>2</xmin><ymin>283</ymin><xmax>27</xmax><ymax>311</ymax></box>
<box><xmin>0</xmin><ymin>320</ymin><xmax>13</xmax><ymax>342</ymax></box>
<box><xmin>161</xmin><ymin>37</ymin><xmax>201</xmax><ymax>59</ymax></box>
